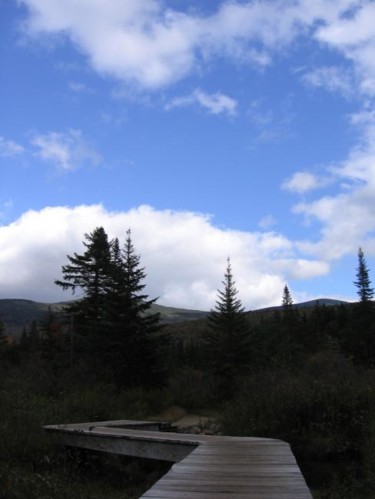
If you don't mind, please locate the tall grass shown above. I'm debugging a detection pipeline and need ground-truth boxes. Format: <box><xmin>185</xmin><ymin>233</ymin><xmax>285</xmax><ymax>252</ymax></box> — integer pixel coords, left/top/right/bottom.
<box><xmin>0</xmin><ymin>363</ymin><xmax>170</xmax><ymax>499</ymax></box>
<box><xmin>218</xmin><ymin>351</ymin><xmax>375</xmax><ymax>497</ymax></box>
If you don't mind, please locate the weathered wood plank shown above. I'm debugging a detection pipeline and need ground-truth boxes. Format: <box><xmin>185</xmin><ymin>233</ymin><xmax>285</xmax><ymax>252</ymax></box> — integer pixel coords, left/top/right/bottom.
<box><xmin>44</xmin><ymin>420</ymin><xmax>312</xmax><ymax>498</ymax></box>
<box><xmin>142</xmin><ymin>492</ymin><xmax>312</xmax><ymax>498</ymax></box>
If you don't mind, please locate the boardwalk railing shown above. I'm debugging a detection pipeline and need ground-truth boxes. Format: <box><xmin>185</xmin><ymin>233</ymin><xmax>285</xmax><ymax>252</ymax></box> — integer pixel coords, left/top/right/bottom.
<box><xmin>44</xmin><ymin>419</ymin><xmax>313</xmax><ymax>498</ymax></box>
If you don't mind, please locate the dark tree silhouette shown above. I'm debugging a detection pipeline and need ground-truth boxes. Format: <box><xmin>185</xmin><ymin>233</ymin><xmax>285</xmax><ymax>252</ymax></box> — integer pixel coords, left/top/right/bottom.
<box><xmin>55</xmin><ymin>227</ymin><xmax>165</xmax><ymax>387</ymax></box>
<box><xmin>282</xmin><ymin>285</ymin><xmax>293</xmax><ymax>308</ymax></box>
<box><xmin>55</xmin><ymin>227</ymin><xmax>113</xmax><ymax>364</ymax></box>
<box><xmin>104</xmin><ymin>230</ymin><xmax>166</xmax><ymax>388</ymax></box>
<box><xmin>354</xmin><ymin>247</ymin><xmax>374</xmax><ymax>303</ymax></box>
<box><xmin>206</xmin><ymin>258</ymin><xmax>251</xmax><ymax>399</ymax></box>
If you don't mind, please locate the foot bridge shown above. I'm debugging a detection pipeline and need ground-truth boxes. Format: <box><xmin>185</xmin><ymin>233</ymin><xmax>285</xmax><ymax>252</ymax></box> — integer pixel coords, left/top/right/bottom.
<box><xmin>44</xmin><ymin>419</ymin><xmax>312</xmax><ymax>498</ymax></box>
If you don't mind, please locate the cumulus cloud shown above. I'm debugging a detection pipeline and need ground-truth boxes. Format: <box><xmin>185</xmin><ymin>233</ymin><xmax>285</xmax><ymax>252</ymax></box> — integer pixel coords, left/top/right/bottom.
<box><xmin>18</xmin><ymin>0</ymin><xmax>369</xmax><ymax>91</ymax></box>
<box><xmin>292</xmin><ymin>110</ymin><xmax>375</xmax><ymax>259</ymax></box>
<box><xmin>31</xmin><ymin>129</ymin><xmax>101</xmax><ymax>171</ymax></box>
<box><xmin>282</xmin><ymin>171</ymin><xmax>331</xmax><ymax>193</ymax></box>
<box><xmin>0</xmin><ymin>136</ymin><xmax>24</xmax><ymax>157</ymax></box>
<box><xmin>316</xmin><ymin>2</ymin><xmax>375</xmax><ymax>95</ymax></box>
<box><xmin>166</xmin><ymin>89</ymin><xmax>237</xmax><ymax>116</ymax></box>
<box><xmin>0</xmin><ymin>204</ymin><xmax>328</xmax><ymax>309</ymax></box>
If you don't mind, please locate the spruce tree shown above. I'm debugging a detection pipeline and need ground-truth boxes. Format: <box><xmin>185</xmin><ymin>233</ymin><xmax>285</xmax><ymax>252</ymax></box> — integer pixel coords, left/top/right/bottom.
<box><xmin>354</xmin><ymin>247</ymin><xmax>374</xmax><ymax>303</ymax></box>
<box><xmin>349</xmin><ymin>247</ymin><xmax>375</xmax><ymax>365</ymax></box>
<box><xmin>206</xmin><ymin>258</ymin><xmax>251</xmax><ymax>399</ymax></box>
<box><xmin>55</xmin><ymin>227</ymin><xmax>113</xmax><ymax>363</ymax></box>
<box><xmin>55</xmin><ymin>227</ymin><xmax>165</xmax><ymax>387</ymax></box>
<box><xmin>105</xmin><ymin>230</ymin><xmax>165</xmax><ymax>388</ymax></box>
<box><xmin>55</xmin><ymin>226</ymin><xmax>112</xmax><ymax>317</ymax></box>
<box><xmin>282</xmin><ymin>285</ymin><xmax>293</xmax><ymax>308</ymax></box>
<box><xmin>281</xmin><ymin>284</ymin><xmax>298</xmax><ymax>325</ymax></box>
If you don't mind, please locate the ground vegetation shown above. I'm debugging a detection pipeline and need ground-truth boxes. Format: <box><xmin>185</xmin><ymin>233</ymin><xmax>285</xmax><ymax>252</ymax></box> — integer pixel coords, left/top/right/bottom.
<box><xmin>1</xmin><ymin>241</ymin><xmax>375</xmax><ymax>497</ymax></box>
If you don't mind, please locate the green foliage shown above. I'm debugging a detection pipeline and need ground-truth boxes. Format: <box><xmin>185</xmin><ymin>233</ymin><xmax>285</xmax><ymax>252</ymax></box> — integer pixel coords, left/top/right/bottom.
<box><xmin>0</xmin><ymin>364</ymin><xmax>170</xmax><ymax>499</ymax></box>
<box><xmin>55</xmin><ymin>227</ymin><xmax>166</xmax><ymax>388</ymax></box>
<box><xmin>205</xmin><ymin>259</ymin><xmax>252</xmax><ymax>398</ymax></box>
<box><xmin>282</xmin><ymin>284</ymin><xmax>293</xmax><ymax>307</ymax></box>
<box><xmin>168</xmin><ymin>367</ymin><xmax>217</xmax><ymax>410</ymax></box>
<box><xmin>354</xmin><ymin>247</ymin><xmax>374</xmax><ymax>303</ymax></box>
<box><xmin>102</xmin><ymin>231</ymin><xmax>166</xmax><ymax>389</ymax></box>
<box><xmin>5</xmin><ymin>239</ymin><xmax>375</xmax><ymax>497</ymax></box>
<box><xmin>218</xmin><ymin>353</ymin><xmax>375</xmax><ymax>495</ymax></box>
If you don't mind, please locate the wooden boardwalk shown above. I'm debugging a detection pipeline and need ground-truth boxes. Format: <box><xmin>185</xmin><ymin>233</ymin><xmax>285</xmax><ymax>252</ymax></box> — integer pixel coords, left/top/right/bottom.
<box><xmin>44</xmin><ymin>420</ymin><xmax>312</xmax><ymax>498</ymax></box>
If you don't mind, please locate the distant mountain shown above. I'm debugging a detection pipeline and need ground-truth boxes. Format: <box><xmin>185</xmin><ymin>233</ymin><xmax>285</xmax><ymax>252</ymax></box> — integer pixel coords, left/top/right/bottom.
<box><xmin>151</xmin><ymin>303</ymin><xmax>208</xmax><ymax>323</ymax></box>
<box><xmin>0</xmin><ymin>297</ymin><xmax>350</xmax><ymax>338</ymax></box>
<box><xmin>0</xmin><ymin>299</ymin><xmax>69</xmax><ymax>337</ymax></box>
<box><xmin>256</xmin><ymin>298</ymin><xmax>349</xmax><ymax>313</ymax></box>
<box><xmin>0</xmin><ymin>298</ymin><xmax>208</xmax><ymax>337</ymax></box>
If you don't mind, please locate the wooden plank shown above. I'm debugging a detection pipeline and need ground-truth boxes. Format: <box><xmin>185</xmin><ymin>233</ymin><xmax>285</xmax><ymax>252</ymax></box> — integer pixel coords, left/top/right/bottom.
<box><xmin>142</xmin><ymin>492</ymin><xmax>312</xmax><ymax>498</ymax></box>
<box><xmin>44</xmin><ymin>419</ymin><xmax>312</xmax><ymax>498</ymax></box>
<box><xmin>47</xmin><ymin>429</ymin><xmax>196</xmax><ymax>462</ymax></box>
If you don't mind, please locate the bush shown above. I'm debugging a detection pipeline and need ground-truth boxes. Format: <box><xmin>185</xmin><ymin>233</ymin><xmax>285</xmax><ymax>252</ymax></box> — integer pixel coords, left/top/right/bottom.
<box><xmin>168</xmin><ymin>368</ymin><xmax>217</xmax><ymax>410</ymax></box>
<box><xmin>0</xmin><ymin>364</ymin><xmax>171</xmax><ymax>499</ymax></box>
<box><xmin>218</xmin><ymin>354</ymin><xmax>375</xmax><ymax>493</ymax></box>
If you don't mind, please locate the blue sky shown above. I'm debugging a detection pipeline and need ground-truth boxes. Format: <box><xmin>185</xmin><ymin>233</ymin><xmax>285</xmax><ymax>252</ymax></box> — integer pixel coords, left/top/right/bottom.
<box><xmin>1</xmin><ymin>0</ymin><xmax>375</xmax><ymax>310</ymax></box>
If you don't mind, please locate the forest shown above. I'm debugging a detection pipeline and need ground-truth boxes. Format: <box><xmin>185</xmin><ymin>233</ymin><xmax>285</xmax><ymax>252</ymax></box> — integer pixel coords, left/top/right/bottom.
<box><xmin>1</xmin><ymin>228</ymin><xmax>375</xmax><ymax>498</ymax></box>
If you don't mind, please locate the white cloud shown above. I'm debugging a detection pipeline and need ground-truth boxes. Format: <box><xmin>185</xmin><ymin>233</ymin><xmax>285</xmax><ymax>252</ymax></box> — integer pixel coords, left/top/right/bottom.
<box><xmin>248</xmin><ymin>96</ymin><xmax>295</xmax><ymax>143</ymax></box>
<box><xmin>282</xmin><ymin>171</ymin><xmax>331</xmax><ymax>193</ymax></box>
<box><xmin>68</xmin><ymin>81</ymin><xmax>87</xmax><ymax>93</ymax></box>
<box><xmin>0</xmin><ymin>200</ymin><xmax>14</xmax><ymax>221</ymax></box>
<box><xmin>259</xmin><ymin>215</ymin><xmax>277</xmax><ymax>229</ymax></box>
<box><xmin>302</xmin><ymin>65</ymin><xmax>354</xmax><ymax>97</ymax></box>
<box><xmin>0</xmin><ymin>204</ymin><xmax>328</xmax><ymax>309</ymax></box>
<box><xmin>315</xmin><ymin>2</ymin><xmax>375</xmax><ymax>96</ymax></box>
<box><xmin>166</xmin><ymin>89</ymin><xmax>237</xmax><ymax>116</ymax></box>
<box><xmin>0</xmin><ymin>136</ymin><xmax>24</xmax><ymax>157</ymax></box>
<box><xmin>31</xmin><ymin>129</ymin><xmax>101</xmax><ymax>171</ymax></box>
<box><xmin>18</xmin><ymin>0</ymin><xmax>367</xmax><ymax>90</ymax></box>
<box><xmin>291</xmin><ymin>108</ymin><xmax>375</xmax><ymax>260</ymax></box>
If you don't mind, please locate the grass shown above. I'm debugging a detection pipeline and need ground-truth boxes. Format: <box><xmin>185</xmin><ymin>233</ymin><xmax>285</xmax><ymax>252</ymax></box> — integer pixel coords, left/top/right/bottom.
<box><xmin>0</xmin><ymin>363</ymin><xmax>171</xmax><ymax>499</ymax></box>
<box><xmin>2</xmin><ymin>351</ymin><xmax>375</xmax><ymax>497</ymax></box>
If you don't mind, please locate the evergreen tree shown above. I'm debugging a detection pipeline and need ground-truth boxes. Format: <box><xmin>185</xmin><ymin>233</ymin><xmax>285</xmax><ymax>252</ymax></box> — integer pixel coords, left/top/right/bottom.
<box><xmin>206</xmin><ymin>258</ymin><xmax>251</xmax><ymax>399</ymax></box>
<box><xmin>281</xmin><ymin>284</ymin><xmax>299</xmax><ymax>325</ymax></box>
<box><xmin>282</xmin><ymin>285</ymin><xmax>293</xmax><ymax>308</ymax></box>
<box><xmin>104</xmin><ymin>230</ymin><xmax>165</xmax><ymax>388</ymax></box>
<box><xmin>354</xmin><ymin>247</ymin><xmax>374</xmax><ymax>303</ymax></box>
<box><xmin>348</xmin><ymin>247</ymin><xmax>375</xmax><ymax>365</ymax></box>
<box><xmin>55</xmin><ymin>227</ymin><xmax>165</xmax><ymax>387</ymax></box>
<box><xmin>55</xmin><ymin>227</ymin><xmax>113</xmax><ymax>364</ymax></box>
<box><xmin>55</xmin><ymin>226</ymin><xmax>112</xmax><ymax>315</ymax></box>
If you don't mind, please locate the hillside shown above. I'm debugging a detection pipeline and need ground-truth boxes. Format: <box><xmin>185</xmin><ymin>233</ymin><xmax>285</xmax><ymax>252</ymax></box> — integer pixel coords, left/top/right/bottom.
<box><xmin>0</xmin><ymin>297</ymin><xmax>348</xmax><ymax>338</ymax></box>
<box><xmin>0</xmin><ymin>298</ymin><xmax>209</xmax><ymax>337</ymax></box>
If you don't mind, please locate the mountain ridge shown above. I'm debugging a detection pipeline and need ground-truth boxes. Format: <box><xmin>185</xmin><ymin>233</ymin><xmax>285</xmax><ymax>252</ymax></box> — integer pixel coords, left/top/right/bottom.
<box><xmin>0</xmin><ymin>297</ymin><xmax>349</xmax><ymax>337</ymax></box>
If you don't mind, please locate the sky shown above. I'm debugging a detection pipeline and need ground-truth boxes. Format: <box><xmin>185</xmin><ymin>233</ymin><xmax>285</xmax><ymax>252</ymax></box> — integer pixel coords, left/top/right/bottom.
<box><xmin>1</xmin><ymin>0</ymin><xmax>375</xmax><ymax>310</ymax></box>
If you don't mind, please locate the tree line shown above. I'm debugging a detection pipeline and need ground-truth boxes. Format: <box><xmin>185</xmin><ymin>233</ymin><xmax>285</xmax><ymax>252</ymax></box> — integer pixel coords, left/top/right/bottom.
<box><xmin>1</xmin><ymin>228</ymin><xmax>375</xmax><ymax>393</ymax></box>
<box><xmin>2</xmin><ymin>228</ymin><xmax>375</xmax><ymax>496</ymax></box>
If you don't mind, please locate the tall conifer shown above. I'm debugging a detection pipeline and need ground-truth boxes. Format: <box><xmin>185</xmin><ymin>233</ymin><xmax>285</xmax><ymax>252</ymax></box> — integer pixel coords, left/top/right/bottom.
<box><xmin>105</xmin><ymin>230</ymin><xmax>165</xmax><ymax>387</ymax></box>
<box><xmin>206</xmin><ymin>258</ymin><xmax>251</xmax><ymax>398</ymax></box>
<box><xmin>354</xmin><ymin>247</ymin><xmax>374</xmax><ymax>303</ymax></box>
<box><xmin>55</xmin><ymin>227</ymin><xmax>113</xmax><ymax>363</ymax></box>
<box><xmin>55</xmin><ymin>227</ymin><xmax>164</xmax><ymax>386</ymax></box>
